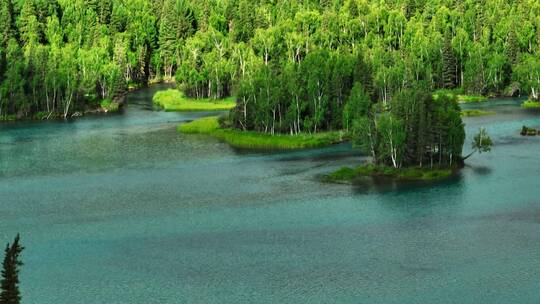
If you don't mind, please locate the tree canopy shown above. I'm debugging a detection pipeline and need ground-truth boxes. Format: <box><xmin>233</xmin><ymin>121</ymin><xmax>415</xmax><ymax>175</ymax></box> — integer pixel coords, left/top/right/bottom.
<box><xmin>0</xmin><ymin>0</ymin><xmax>538</xmax><ymax>120</ymax></box>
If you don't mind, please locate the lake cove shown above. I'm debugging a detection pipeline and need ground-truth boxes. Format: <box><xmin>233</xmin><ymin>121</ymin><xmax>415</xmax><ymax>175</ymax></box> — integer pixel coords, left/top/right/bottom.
<box><xmin>1</xmin><ymin>87</ymin><xmax>540</xmax><ymax>303</ymax></box>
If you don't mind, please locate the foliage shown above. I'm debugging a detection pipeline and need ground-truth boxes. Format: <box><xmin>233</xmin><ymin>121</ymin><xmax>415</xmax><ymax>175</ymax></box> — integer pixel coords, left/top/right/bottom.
<box><xmin>325</xmin><ymin>164</ymin><xmax>454</xmax><ymax>183</ymax></box>
<box><xmin>1</xmin><ymin>235</ymin><xmax>24</xmax><ymax>304</ymax></box>
<box><xmin>472</xmin><ymin>128</ymin><xmax>493</xmax><ymax>154</ymax></box>
<box><xmin>522</xmin><ymin>101</ymin><xmax>540</xmax><ymax>109</ymax></box>
<box><xmin>463</xmin><ymin>127</ymin><xmax>493</xmax><ymax>160</ymax></box>
<box><xmin>521</xmin><ymin>126</ymin><xmax>538</xmax><ymax>136</ymax></box>
<box><xmin>153</xmin><ymin>89</ymin><xmax>235</xmax><ymax>111</ymax></box>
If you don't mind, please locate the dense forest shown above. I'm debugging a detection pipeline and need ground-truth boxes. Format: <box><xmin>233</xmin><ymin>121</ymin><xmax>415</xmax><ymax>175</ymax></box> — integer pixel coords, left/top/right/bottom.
<box><xmin>0</xmin><ymin>0</ymin><xmax>539</xmax><ymax>121</ymax></box>
<box><xmin>0</xmin><ymin>0</ymin><xmax>536</xmax><ymax>166</ymax></box>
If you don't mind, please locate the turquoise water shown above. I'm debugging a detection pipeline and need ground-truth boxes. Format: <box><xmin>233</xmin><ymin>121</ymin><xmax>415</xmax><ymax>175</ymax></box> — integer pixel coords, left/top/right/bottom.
<box><xmin>1</xmin><ymin>87</ymin><xmax>540</xmax><ymax>303</ymax></box>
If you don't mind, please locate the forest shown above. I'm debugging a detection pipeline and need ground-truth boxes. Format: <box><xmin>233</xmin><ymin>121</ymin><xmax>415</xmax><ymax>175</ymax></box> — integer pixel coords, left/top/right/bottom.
<box><xmin>0</xmin><ymin>0</ymin><xmax>537</xmax><ymax>166</ymax></box>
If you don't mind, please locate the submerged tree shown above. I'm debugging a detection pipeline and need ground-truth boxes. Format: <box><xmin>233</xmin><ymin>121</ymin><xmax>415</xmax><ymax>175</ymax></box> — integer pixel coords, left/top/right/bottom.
<box><xmin>0</xmin><ymin>234</ymin><xmax>24</xmax><ymax>304</ymax></box>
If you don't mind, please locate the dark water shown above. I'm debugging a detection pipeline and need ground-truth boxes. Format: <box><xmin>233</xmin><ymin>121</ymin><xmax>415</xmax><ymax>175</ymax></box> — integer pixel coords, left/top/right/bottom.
<box><xmin>1</xmin><ymin>87</ymin><xmax>540</xmax><ymax>303</ymax></box>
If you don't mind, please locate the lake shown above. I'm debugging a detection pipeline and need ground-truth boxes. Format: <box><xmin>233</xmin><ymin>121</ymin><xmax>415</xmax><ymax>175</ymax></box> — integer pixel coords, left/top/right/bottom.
<box><xmin>1</xmin><ymin>85</ymin><xmax>540</xmax><ymax>303</ymax></box>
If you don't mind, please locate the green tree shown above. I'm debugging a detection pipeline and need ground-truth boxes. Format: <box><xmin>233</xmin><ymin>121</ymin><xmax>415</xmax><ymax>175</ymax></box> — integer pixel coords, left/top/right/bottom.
<box><xmin>463</xmin><ymin>127</ymin><xmax>493</xmax><ymax>160</ymax></box>
<box><xmin>0</xmin><ymin>234</ymin><xmax>24</xmax><ymax>304</ymax></box>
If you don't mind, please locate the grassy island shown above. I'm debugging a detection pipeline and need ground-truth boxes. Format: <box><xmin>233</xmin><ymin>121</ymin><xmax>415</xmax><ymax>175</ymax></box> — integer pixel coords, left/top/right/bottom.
<box><xmin>325</xmin><ymin>164</ymin><xmax>456</xmax><ymax>183</ymax></box>
<box><xmin>178</xmin><ymin>116</ymin><xmax>348</xmax><ymax>150</ymax></box>
<box><xmin>153</xmin><ymin>89</ymin><xmax>236</xmax><ymax>111</ymax></box>
<box><xmin>522</xmin><ymin>100</ymin><xmax>540</xmax><ymax>109</ymax></box>
<box><xmin>461</xmin><ymin>109</ymin><xmax>496</xmax><ymax>117</ymax></box>
<box><xmin>521</xmin><ymin>126</ymin><xmax>539</xmax><ymax>136</ymax></box>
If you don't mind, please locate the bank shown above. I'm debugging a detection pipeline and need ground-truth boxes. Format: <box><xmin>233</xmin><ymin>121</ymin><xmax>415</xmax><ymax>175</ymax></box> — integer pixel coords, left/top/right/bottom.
<box><xmin>178</xmin><ymin>116</ymin><xmax>348</xmax><ymax>150</ymax></box>
<box><xmin>325</xmin><ymin>163</ymin><xmax>459</xmax><ymax>183</ymax></box>
<box><xmin>153</xmin><ymin>89</ymin><xmax>236</xmax><ymax>111</ymax></box>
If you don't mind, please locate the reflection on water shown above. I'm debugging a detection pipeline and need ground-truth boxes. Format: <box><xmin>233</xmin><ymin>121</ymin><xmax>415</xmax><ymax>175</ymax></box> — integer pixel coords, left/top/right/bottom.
<box><xmin>1</xmin><ymin>88</ymin><xmax>540</xmax><ymax>304</ymax></box>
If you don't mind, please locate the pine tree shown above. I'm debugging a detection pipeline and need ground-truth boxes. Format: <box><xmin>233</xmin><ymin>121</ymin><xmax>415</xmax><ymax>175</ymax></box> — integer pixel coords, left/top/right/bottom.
<box><xmin>442</xmin><ymin>33</ymin><xmax>457</xmax><ymax>89</ymax></box>
<box><xmin>17</xmin><ymin>0</ymin><xmax>39</xmax><ymax>46</ymax></box>
<box><xmin>0</xmin><ymin>235</ymin><xmax>24</xmax><ymax>304</ymax></box>
<box><xmin>506</xmin><ymin>27</ymin><xmax>518</xmax><ymax>65</ymax></box>
<box><xmin>0</xmin><ymin>0</ymin><xmax>16</xmax><ymax>48</ymax></box>
<box><xmin>353</xmin><ymin>53</ymin><xmax>375</xmax><ymax>101</ymax></box>
<box><xmin>233</xmin><ymin>0</ymin><xmax>254</xmax><ymax>43</ymax></box>
<box><xmin>158</xmin><ymin>0</ymin><xmax>177</xmax><ymax>78</ymax></box>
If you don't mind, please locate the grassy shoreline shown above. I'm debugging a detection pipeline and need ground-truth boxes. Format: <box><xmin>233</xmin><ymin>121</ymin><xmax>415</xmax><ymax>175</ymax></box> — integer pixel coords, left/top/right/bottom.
<box><xmin>457</xmin><ymin>94</ymin><xmax>488</xmax><ymax>103</ymax></box>
<box><xmin>178</xmin><ymin>116</ymin><xmax>348</xmax><ymax>150</ymax></box>
<box><xmin>461</xmin><ymin>109</ymin><xmax>496</xmax><ymax>117</ymax></box>
<box><xmin>522</xmin><ymin>100</ymin><xmax>540</xmax><ymax>109</ymax></box>
<box><xmin>325</xmin><ymin>164</ymin><xmax>457</xmax><ymax>183</ymax></box>
<box><xmin>153</xmin><ymin>89</ymin><xmax>236</xmax><ymax>111</ymax></box>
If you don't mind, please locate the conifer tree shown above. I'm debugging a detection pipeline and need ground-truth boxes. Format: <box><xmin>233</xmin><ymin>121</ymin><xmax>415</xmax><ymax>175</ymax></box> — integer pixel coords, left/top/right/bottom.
<box><xmin>442</xmin><ymin>33</ymin><xmax>457</xmax><ymax>89</ymax></box>
<box><xmin>0</xmin><ymin>0</ymin><xmax>16</xmax><ymax>48</ymax></box>
<box><xmin>0</xmin><ymin>235</ymin><xmax>24</xmax><ymax>304</ymax></box>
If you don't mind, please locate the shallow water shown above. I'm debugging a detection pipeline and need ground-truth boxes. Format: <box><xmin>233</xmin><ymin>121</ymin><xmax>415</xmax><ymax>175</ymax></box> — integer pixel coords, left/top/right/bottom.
<box><xmin>1</xmin><ymin>87</ymin><xmax>540</xmax><ymax>304</ymax></box>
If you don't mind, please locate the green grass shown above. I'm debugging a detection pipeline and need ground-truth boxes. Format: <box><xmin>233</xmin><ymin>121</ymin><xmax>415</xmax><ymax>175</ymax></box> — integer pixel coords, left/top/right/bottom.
<box><xmin>325</xmin><ymin>164</ymin><xmax>455</xmax><ymax>182</ymax></box>
<box><xmin>153</xmin><ymin>89</ymin><xmax>236</xmax><ymax>111</ymax></box>
<box><xmin>461</xmin><ymin>109</ymin><xmax>496</xmax><ymax>117</ymax></box>
<box><xmin>100</xmin><ymin>99</ymin><xmax>120</xmax><ymax>112</ymax></box>
<box><xmin>433</xmin><ymin>89</ymin><xmax>487</xmax><ymax>103</ymax></box>
<box><xmin>522</xmin><ymin>100</ymin><xmax>540</xmax><ymax>109</ymax></box>
<box><xmin>178</xmin><ymin>116</ymin><xmax>348</xmax><ymax>150</ymax></box>
<box><xmin>457</xmin><ymin>94</ymin><xmax>488</xmax><ymax>103</ymax></box>
<box><xmin>0</xmin><ymin>115</ymin><xmax>17</xmax><ymax>121</ymax></box>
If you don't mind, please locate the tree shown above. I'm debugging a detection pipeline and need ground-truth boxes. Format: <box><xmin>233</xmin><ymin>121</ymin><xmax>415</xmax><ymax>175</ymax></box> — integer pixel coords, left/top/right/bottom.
<box><xmin>376</xmin><ymin>113</ymin><xmax>406</xmax><ymax>169</ymax></box>
<box><xmin>514</xmin><ymin>52</ymin><xmax>540</xmax><ymax>101</ymax></box>
<box><xmin>442</xmin><ymin>33</ymin><xmax>457</xmax><ymax>89</ymax></box>
<box><xmin>343</xmin><ymin>82</ymin><xmax>371</xmax><ymax>131</ymax></box>
<box><xmin>0</xmin><ymin>234</ymin><xmax>24</xmax><ymax>304</ymax></box>
<box><xmin>0</xmin><ymin>0</ymin><xmax>16</xmax><ymax>48</ymax></box>
<box><xmin>463</xmin><ymin>127</ymin><xmax>493</xmax><ymax>160</ymax></box>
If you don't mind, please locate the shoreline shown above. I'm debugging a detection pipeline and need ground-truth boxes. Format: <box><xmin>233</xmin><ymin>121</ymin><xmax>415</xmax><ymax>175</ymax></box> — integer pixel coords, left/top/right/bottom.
<box><xmin>178</xmin><ymin>116</ymin><xmax>349</xmax><ymax>150</ymax></box>
<box><xmin>324</xmin><ymin>163</ymin><xmax>461</xmax><ymax>183</ymax></box>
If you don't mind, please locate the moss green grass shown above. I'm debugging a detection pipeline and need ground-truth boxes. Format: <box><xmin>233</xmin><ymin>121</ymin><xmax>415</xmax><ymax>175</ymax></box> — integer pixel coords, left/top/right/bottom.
<box><xmin>522</xmin><ymin>100</ymin><xmax>540</xmax><ymax>109</ymax></box>
<box><xmin>100</xmin><ymin>99</ymin><xmax>120</xmax><ymax>112</ymax></box>
<box><xmin>153</xmin><ymin>89</ymin><xmax>236</xmax><ymax>111</ymax></box>
<box><xmin>178</xmin><ymin>116</ymin><xmax>348</xmax><ymax>150</ymax></box>
<box><xmin>461</xmin><ymin>109</ymin><xmax>496</xmax><ymax>117</ymax></box>
<box><xmin>433</xmin><ymin>89</ymin><xmax>487</xmax><ymax>103</ymax></box>
<box><xmin>325</xmin><ymin>164</ymin><xmax>455</xmax><ymax>183</ymax></box>
<box><xmin>457</xmin><ymin>95</ymin><xmax>488</xmax><ymax>103</ymax></box>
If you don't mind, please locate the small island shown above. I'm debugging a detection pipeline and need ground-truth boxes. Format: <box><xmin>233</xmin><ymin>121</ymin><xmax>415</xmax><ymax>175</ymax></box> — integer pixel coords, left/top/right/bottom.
<box><xmin>521</xmin><ymin>126</ymin><xmax>540</xmax><ymax>136</ymax></box>
<box><xmin>179</xmin><ymin>116</ymin><xmax>347</xmax><ymax>150</ymax></box>
<box><xmin>153</xmin><ymin>89</ymin><xmax>236</xmax><ymax>111</ymax></box>
<box><xmin>325</xmin><ymin>164</ymin><xmax>456</xmax><ymax>183</ymax></box>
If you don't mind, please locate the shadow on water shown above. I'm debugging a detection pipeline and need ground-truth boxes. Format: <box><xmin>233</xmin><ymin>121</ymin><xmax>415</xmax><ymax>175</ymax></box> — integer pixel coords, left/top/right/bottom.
<box><xmin>467</xmin><ymin>164</ymin><xmax>493</xmax><ymax>176</ymax></box>
<box><xmin>350</xmin><ymin>172</ymin><xmax>465</xmax><ymax>195</ymax></box>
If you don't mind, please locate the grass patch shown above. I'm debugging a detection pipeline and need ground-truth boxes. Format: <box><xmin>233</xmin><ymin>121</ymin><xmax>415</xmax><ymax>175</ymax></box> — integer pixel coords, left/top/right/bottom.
<box><xmin>178</xmin><ymin>116</ymin><xmax>348</xmax><ymax>150</ymax></box>
<box><xmin>0</xmin><ymin>115</ymin><xmax>17</xmax><ymax>121</ymax></box>
<box><xmin>325</xmin><ymin>164</ymin><xmax>455</xmax><ymax>182</ymax></box>
<box><xmin>457</xmin><ymin>95</ymin><xmax>487</xmax><ymax>103</ymax></box>
<box><xmin>153</xmin><ymin>89</ymin><xmax>236</xmax><ymax>111</ymax></box>
<box><xmin>100</xmin><ymin>99</ymin><xmax>120</xmax><ymax>112</ymax></box>
<box><xmin>522</xmin><ymin>100</ymin><xmax>540</xmax><ymax>109</ymax></box>
<box><xmin>461</xmin><ymin>109</ymin><xmax>496</xmax><ymax>117</ymax></box>
<box><xmin>433</xmin><ymin>89</ymin><xmax>487</xmax><ymax>103</ymax></box>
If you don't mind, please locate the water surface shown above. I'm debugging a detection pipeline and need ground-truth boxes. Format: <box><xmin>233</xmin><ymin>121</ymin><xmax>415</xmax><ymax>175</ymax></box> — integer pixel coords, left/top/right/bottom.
<box><xmin>1</xmin><ymin>88</ymin><xmax>539</xmax><ymax>303</ymax></box>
